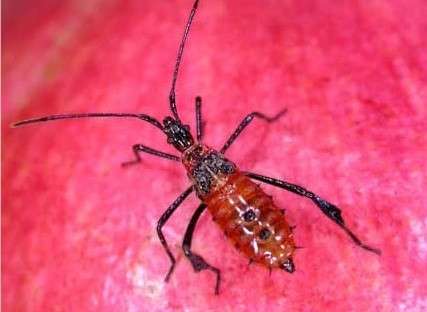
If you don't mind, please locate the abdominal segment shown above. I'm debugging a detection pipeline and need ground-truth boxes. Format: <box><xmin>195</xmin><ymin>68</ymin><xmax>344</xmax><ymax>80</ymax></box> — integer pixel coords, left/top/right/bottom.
<box><xmin>203</xmin><ymin>172</ymin><xmax>295</xmax><ymax>268</ymax></box>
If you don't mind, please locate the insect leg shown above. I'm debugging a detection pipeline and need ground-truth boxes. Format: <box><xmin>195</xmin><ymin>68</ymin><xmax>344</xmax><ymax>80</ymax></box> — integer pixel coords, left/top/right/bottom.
<box><xmin>157</xmin><ymin>186</ymin><xmax>194</xmax><ymax>282</ymax></box>
<box><xmin>182</xmin><ymin>203</ymin><xmax>221</xmax><ymax>295</ymax></box>
<box><xmin>220</xmin><ymin>109</ymin><xmax>287</xmax><ymax>154</ymax></box>
<box><xmin>121</xmin><ymin>144</ymin><xmax>180</xmax><ymax>167</ymax></box>
<box><xmin>195</xmin><ymin>96</ymin><xmax>204</xmax><ymax>142</ymax></box>
<box><xmin>245</xmin><ymin>172</ymin><xmax>381</xmax><ymax>255</ymax></box>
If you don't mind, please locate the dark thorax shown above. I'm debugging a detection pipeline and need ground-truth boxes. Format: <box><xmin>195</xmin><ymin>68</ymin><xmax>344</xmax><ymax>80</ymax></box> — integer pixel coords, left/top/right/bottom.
<box><xmin>182</xmin><ymin>144</ymin><xmax>236</xmax><ymax>198</ymax></box>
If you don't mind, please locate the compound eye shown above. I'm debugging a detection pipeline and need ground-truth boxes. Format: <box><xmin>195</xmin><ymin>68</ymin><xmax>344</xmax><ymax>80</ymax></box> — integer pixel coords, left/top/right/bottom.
<box><xmin>242</xmin><ymin>209</ymin><xmax>256</xmax><ymax>222</ymax></box>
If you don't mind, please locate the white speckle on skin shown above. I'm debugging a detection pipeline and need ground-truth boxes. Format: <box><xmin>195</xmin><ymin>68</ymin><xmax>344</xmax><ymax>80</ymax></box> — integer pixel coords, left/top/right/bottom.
<box><xmin>126</xmin><ymin>264</ymin><xmax>164</xmax><ymax>300</ymax></box>
<box><xmin>393</xmin><ymin>57</ymin><xmax>426</xmax><ymax>116</ymax></box>
<box><xmin>410</xmin><ymin>218</ymin><xmax>427</xmax><ymax>260</ymax></box>
<box><xmin>398</xmin><ymin>289</ymin><xmax>427</xmax><ymax>311</ymax></box>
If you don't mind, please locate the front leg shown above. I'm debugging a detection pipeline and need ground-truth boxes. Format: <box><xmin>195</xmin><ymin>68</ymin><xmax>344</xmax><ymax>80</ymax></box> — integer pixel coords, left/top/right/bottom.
<box><xmin>182</xmin><ymin>203</ymin><xmax>221</xmax><ymax>295</ymax></box>
<box><xmin>121</xmin><ymin>143</ymin><xmax>180</xmax><ymax>167</ymax></box>
<box><xmin>220</xmin><ymin>109</ymin><xmax>287</xmax><ymax>154</ymax></box>
<box><xmin>157</xmin><ymin>186</ymin><xmax>193</xmax><ymax>282</ymax></box>
<box><xmin>246</xmin><ymin>172</ymin><xmax>381</xmax><ymax>255</ymax></box>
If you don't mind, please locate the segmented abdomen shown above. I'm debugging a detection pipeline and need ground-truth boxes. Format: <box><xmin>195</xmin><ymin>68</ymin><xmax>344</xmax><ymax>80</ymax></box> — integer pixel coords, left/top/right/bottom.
<box><xmin>202</xmin><ymin>171</ymin><xmax>295</xmax><ymax>269</ymax></box>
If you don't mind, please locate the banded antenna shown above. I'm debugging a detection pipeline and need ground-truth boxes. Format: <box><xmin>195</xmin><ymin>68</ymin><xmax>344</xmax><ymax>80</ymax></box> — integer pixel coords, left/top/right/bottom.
<box><xmin>12</xmin><ymin>0</ymin><xmax>201</xmax><ymax>129</ymax></box>
<box><xmin>12</xmin><ymin>113</ymin><xmax>163</xmax><ymax>129</ymax></box>
<box><xmin>168</xmin><ymin>0</ymin><xmax>200</xmax><ymax>122</ymax></box>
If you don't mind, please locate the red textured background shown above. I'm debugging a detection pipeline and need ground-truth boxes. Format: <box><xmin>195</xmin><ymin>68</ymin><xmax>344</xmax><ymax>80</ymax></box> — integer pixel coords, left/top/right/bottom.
<box><xmin>2</xmin><ymin>0</ymin><xmax>427</xmax><ymax>311</ymax></box>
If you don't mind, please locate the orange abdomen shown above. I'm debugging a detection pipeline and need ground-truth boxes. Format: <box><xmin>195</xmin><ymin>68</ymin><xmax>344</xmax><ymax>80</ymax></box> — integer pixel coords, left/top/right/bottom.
<box><xmin>202</xmin><ymin>172</ymin><xmax>295</xmax><ymax>269</ymax></box>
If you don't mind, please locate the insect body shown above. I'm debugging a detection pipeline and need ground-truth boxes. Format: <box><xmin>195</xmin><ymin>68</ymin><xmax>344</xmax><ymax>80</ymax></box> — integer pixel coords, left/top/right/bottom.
<box><xmin>183</xmin><ymin>143</ymin><xmax>296</xmax><ymax>272</ymax></box>
<box><xmin>206</xmin><ymin>171</ymin><xmax>296</xmax><ymax>272</ymax></box>
<box><xmin>13</xmin><ymin>0</ymin><xmax>380</xmax><ymax>295</ymax></box>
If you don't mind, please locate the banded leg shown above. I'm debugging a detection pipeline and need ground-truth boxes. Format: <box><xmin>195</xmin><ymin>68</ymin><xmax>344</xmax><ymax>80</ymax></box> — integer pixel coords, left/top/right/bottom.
<box><xmin>195</xmin><ymin>96</ymin><xmax>203</xmax><ymax>142</ymax></box>
<box><xmin>121</xmin><ymin>144</ymin><xmax>180</xmax><ymax>167</ymax></box>
<box><xmin>157</xmin><ymin>186</ymin><xmax>194</xmax><ymax>282</ymax></box>
<box><xmin>220</xmin><ymin>109</ymin><xmax>287</xmax><ymax>154</ymax></box>
<box><xmin>246</xmin><ymin>172</ymin><xmax>381</xmax><ymax>255</ymax></box>
<box><xmin>182</xmin><ymin>203</ymin><xmax>221</xmax><ymax>295</ymax></box>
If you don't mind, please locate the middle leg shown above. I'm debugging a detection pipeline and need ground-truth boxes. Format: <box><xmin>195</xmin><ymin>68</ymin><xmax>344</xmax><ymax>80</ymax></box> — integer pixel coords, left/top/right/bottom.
<box><xmin>182</xmin><ymin>203</ymin><xmax>221</xmax><ymax>295</ymax></box>
<box><xmin>157</xmin><ymin>186</ymin><xmax>194</xmax><ymax>282</ymax></box>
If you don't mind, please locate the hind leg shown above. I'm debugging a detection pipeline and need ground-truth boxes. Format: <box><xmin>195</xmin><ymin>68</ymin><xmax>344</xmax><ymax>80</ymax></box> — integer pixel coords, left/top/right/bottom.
<box><xmin>182</xmin><ymin>203</ymin><xmax>221</xmax><ymax>295</ymax></box>
<box><xmin>246</xmin><ymin>172</ymin><xmax>381</xmax><ymax>255</ymax></box>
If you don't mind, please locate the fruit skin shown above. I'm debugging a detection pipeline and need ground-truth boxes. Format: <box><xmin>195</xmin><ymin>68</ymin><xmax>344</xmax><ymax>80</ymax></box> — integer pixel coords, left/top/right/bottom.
<box><xmin>3</xmin><ymin>0</ymin><xmax>427</xmax><ymax>311</ymax></box>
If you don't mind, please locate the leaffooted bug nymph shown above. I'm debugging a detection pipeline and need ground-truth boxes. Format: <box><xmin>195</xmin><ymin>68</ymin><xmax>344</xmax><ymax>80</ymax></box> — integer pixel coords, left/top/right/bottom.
<box><xmin>13</xmin><ymin>0</ymin><xmax>381</xmax><ymax>295</ymax></box>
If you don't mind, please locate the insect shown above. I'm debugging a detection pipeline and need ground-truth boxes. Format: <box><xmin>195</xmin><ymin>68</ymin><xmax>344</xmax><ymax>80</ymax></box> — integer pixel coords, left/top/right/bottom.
<box><xmin>13</xmin><ymin>0</ymin><xmax>380</xmax><ymax>295</ymax></box>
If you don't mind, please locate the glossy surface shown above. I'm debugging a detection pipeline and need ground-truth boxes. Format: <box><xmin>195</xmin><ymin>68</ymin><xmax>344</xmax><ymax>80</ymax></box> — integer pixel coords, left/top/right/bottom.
<box><xmin>204</xmin><ymin>172</ymin><xmax>295</xmax><ymax>268</ymax></box>
<box><xmin>182</xmin><ymin>144</ymin><xmax>236</xmax><ymax>197</ymax></box>
<box><xmin>3</xmin><ymin>0</ymin><xmax>427</xmax><ymax>311</ymax></box>
<box><xmin>183</xmin><ymin>144</ymin><xmax>295</xmax><ymax>269</ymax></box>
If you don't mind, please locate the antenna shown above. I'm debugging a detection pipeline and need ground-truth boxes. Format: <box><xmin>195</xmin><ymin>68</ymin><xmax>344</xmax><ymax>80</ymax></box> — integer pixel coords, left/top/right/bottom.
<box><xmin>169</xmin><ymin>0</ymin><xmax>200</xmax><ymax>122</ymax></box>
<box><xmin>13</xmin><ymin>1</ymin><xmax>201</xmax><ymax>129</ymax></box>
<box><xmin>12</xmin><ymin>113</ymin><xmax>163</xmax><ymax>129</ymax></box>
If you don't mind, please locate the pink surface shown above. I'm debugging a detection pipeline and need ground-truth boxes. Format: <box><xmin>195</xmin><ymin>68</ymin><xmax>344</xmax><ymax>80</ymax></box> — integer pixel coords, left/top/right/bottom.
<box><xmin>2</xmin><ymin>0</ymin><xmax>427</xmax><ymax>311</ymax></box>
